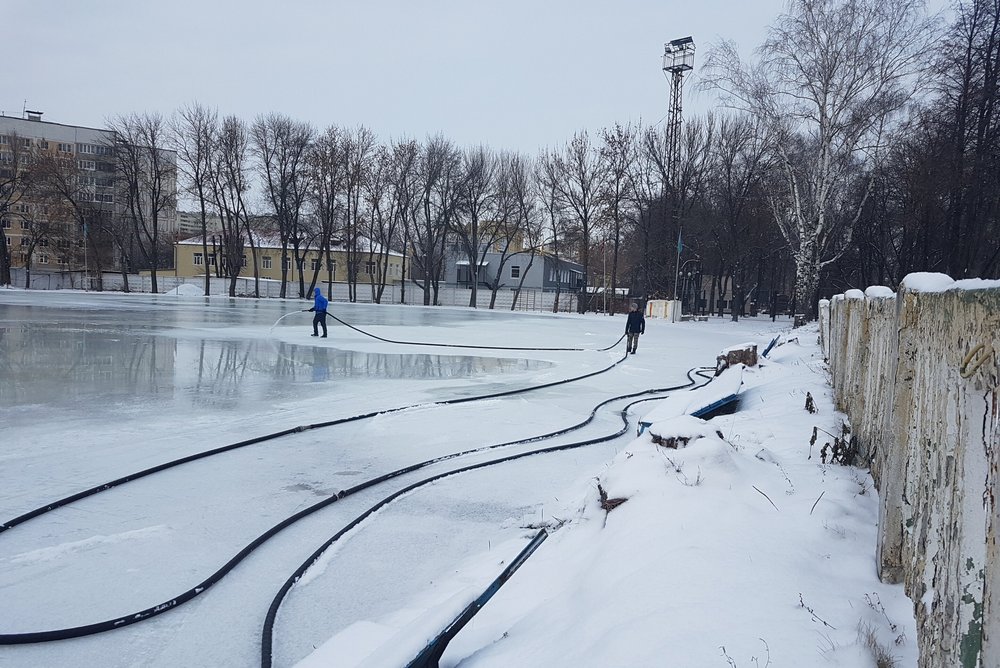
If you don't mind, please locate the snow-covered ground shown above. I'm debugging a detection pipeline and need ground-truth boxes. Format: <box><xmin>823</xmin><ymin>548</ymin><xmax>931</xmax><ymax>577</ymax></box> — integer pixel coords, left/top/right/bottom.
<box><xmin>0</xmin><ymin>290</ymin><xmax>916</xmax><ymax>667</ymax></box>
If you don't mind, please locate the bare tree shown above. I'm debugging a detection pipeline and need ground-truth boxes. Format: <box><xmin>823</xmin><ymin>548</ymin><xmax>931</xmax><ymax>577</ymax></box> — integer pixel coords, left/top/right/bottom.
<box><xmin>503</xmin><ymin>153</ymin><xmax>544</xmax><ymax>310</ymax></box>
<box><xmin>33</xmin><ymin>149</ymin><xmax>118</xmax><ymax>289</ymax></box>
<box><xmin>343</xmin><ymin>126</ymin><xmax>377</xmax><ymax>303</ymax></box>
<box><xmin>702</xmin><ymin>114</ymin><xmax>777</xmax><ymax>319</ymax></box>
<box><xmin>108</xmin><ymin>112</ymin><xmax>177</xmax><ymax>294</ymax></box>
<box><xmin>551</xmin><ymin>131</ymin><xmax>604</xmax><ymax>313</ymax></box>
<box><xmin>173</xmin><ymin>103</ymin><xmax>219</xmax><ymax>296</ymax></box>
<box><xmin>598</xmin><ymin>123</ymin><xmax>637</xmax><ymax>315</ymax></box>
<box><xmin>251</xmin><ymin>113</ymin><xmax>315</xmax><ymax>298</ymax></box>
<box><xmin>388</xmin><ymin>139</ymin><xmax>420</xmax><ymax>305</ymax></box>
<box><xmin>363</xmin><ymin>142</ymin><xmax>414</xmax><ymax>303</ymax></box>
<box><xmin>0</xmin><ymin>132</ymin><xmax>36</xmax><ymax>286</ymax></box>
<box><xmin>625</xmin><ymin>128</ymin><xmax>668</xmax><ymax>300</ymax></box>
<box><xmin>705</xmin><ymin>0</ymin><xmax>934</xmax><ymax>317</ymax></box>
<box><xmin>642</xmin><ymin>117</ymin><xmax>715</xmax><ymax>299</ymax></box>
<box><xmin>209</xmin><ymin>116</ymin><xmax>251</xmax><ymax>297</ymax></box>
<box><xmin>450</xmin><ymin>145</ymin><xmax>499</xmax><ymax>307</ymax></box>
<box><xmin>307</xmin><ymin>126</ymin><xmax>347</xmax><ymax>298</ymax></box>
<box><xmin>537</xmin><ymin>149</ymin><xmax>570</xmax><ymax>312</ymax></box>
<box><xmin>409</xmin><ymin>135</ymin><xmax>461</xmax><ymax>306</ymax></box>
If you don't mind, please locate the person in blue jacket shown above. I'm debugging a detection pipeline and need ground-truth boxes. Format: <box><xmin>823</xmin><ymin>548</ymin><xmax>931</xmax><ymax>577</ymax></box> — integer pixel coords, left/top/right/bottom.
<box><xmin>307</xmin><ymin>287</ymin><xmax>329</xmax><ymax>337</ymax></box>
<box><xmin>625</xmin><ymin>302</ymin><xmax>645</xmax><ymax>354</ymax></box>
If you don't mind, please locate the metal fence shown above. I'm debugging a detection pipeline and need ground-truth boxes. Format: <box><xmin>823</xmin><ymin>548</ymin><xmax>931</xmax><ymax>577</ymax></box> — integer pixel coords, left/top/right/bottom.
<box><xmin>8</xmin><ymin>269</ymin><xmax>580</xmax><ymax>314</ymax></box>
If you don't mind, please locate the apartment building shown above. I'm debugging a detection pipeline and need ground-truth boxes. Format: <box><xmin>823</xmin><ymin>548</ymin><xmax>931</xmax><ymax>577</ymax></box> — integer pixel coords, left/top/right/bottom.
<box><xmin>0</xmin><ymin>112</ymin><xmax>177</xmax><ymax>276</ymax></box>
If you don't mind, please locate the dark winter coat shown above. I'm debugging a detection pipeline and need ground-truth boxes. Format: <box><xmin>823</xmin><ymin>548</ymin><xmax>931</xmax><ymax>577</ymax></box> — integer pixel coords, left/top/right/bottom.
<box><xmin>310</xmin><ymin>288</ymin><xmax>329</xmax><ymax>314</ymax></box>
<box><xmin>625</xmin><ymin>310</ymin><xmax>645</xmax><ymax>334</ymax></box>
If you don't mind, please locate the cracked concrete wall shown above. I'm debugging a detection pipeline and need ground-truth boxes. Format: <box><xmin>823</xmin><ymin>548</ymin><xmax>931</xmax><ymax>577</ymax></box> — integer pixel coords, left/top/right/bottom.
<box><xmin>822</xmin><ymin>280</ymin><xmax>999</xmax><ymax>668</ymax></box>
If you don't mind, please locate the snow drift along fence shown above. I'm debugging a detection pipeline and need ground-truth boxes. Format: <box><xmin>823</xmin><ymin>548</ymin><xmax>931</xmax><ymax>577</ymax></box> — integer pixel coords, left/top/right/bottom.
<box><xmin>821</xmin><ymin>274</ymin><xmax>999</xmax><ymax>668</ymax></box>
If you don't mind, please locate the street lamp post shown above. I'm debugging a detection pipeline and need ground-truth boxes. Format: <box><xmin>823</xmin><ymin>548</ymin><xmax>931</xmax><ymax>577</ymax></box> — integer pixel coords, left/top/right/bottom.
<box><xmin>677</xmin><ymin>257</ymin><xmax>700</xmax><ymax>315</ymax></box>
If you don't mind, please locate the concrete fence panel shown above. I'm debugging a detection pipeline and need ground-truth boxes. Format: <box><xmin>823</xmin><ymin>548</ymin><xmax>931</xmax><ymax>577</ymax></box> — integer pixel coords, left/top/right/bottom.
<box><xmin>823</xmin><ymin>274</ymin><xmax>1000</xmax><ymax>668</ymax></box>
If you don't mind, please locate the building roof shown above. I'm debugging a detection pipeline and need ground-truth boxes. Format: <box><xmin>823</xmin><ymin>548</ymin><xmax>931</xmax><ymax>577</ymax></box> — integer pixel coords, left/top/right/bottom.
<box><xmin>176</xmin><ymin>230</ymin><xmax>403</xmax><ymax>257</ymax></box>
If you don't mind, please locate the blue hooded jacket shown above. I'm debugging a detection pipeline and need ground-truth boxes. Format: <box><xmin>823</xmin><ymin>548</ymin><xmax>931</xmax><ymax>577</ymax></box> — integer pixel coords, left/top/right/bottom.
<box><xmin>313</xmin><ymin>288</ymin><xmax>329</xmax><ymax>313</ymax></box>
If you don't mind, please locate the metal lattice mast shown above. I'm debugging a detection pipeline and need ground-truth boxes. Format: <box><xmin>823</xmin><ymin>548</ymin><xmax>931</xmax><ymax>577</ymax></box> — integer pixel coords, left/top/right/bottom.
<box><xmin>662</xmin><ymin>36</ymin><xmax>695</xmax><ymax>301</ymax></box>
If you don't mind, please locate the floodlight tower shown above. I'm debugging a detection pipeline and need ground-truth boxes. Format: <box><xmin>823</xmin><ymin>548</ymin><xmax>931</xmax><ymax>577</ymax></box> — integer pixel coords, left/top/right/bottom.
<box><xmin>663</xmin><ymin>36</ymin><xmax>694</xmax><ymax>301</ymax></box>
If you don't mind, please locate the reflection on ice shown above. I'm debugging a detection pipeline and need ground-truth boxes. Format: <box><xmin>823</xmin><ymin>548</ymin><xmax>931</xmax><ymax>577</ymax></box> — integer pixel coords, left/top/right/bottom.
<box><xmin>0</xmin><ymin>317</ymin><xmax>550</xmax><ymax>410</ymax></box>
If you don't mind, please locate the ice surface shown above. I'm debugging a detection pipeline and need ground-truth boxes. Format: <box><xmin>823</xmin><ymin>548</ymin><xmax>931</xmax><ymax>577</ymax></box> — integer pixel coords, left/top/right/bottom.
<box><xmin>0</xmin><ymin>293</ymin><xmax>825</xmax><ymax>667</ymax></box>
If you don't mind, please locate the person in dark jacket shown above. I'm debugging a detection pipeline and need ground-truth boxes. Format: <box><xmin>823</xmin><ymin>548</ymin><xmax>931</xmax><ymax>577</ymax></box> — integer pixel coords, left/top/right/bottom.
<box><xmin>625</xmin><ymin>302</ymin><xmax>645</xmax><ymax>354</ymax></box>
<box><xmin>308</xmin><ymin>287</ymin><xmax>329</xmax><ymax>338</ymax></box>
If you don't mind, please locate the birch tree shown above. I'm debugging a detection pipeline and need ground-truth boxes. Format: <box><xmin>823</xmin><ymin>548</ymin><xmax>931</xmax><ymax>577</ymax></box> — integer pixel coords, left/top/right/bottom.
<box><xmin>705</xmin><ymin>0</ymin><xmax>933</xmax><ymax>317</ymax></box>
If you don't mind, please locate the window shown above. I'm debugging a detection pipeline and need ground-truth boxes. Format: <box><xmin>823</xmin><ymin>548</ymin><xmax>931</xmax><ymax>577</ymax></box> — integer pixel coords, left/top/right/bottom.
<box><xmin>19</xmin><ymin>138</ymin><xmax>31</xmax><ymax>149</ymax></box>
<box><xmin>57</xmin><ymin>239</ymin><xmax>69</xmax><ymax>249</ymax></box>
<box><xmin>311</xmin><ymin>258</ymin><xmax>321</xmax><ymax>271</ymax></box>
<box><xmin>20</xmin><ymin>218</ymin><xmax>30</xmax><ymax>228</ymax></box>
<box><xmin>76</xmin><ymin>143</ymin><xmax>100</xmax><ymax>155</ymax></box>
<box><xmin>58</xmin><ymin>256</ymin><xmax>68</xmax><ymax>265</ymax></box>
<box><xmin>262</xmin><ymin>256</ymin><xmax>272</xmax><ymax>269</ymax></box>
<box><xmin>281</xmin><ymin>258</ymin><xmax>290</xmax><ymax>271</ymax></box>
<box><xmin>365</xmin><ymin>261</ymin><xmax>376</xmax><ymax>275</ymax></box>
<box><xmin>207</xmin><ymin>253</ymin><xmax>216</xmax><ymax>266</ymax></box>
<box><xmin>327</xmin><ymin>260</ymin><xmax>336</xmax><ymax>276</ymax></box>
<box><xmin>57</xmin><ymin>143</ymin><xmax>73</xmax><ymax>153</ymax></box>
<box><xmin>15</xmin><ymin>203</ymin><xmax>29</xmax><ymax>214</ymax></box>
<box><xmin>193</xmin><ymin>253</ymin><xmax>203</xmax><ymax>266</ymax></box>
<box><xmin>20</xmin><ymin>237</ymin><xmax>29</xmax><ymax>246</ymax></box>
<box><xmin>4</xmin><ymin>237</ymin><xmax>9</xmax><ymax>246</ymax></box>
<box><xmin>95</xmin><ymin>193</ymin><xmax>114</xmax><ymax>203</ymax></box>
<box><xmin>79</xmin><ymin>175</ymin><xmax>96</xmax><ymax>187</ymax></box>
<box><xmin>510</xmin><ymin>265</ymin><xmax>521</xmax><ymax>279</ymax></box>
<box><xmin>0</xmin><ymin>136</ymin><xmax>8</xmax><ymax>145</ymax></box>
<box><xmin>39</xmin><ymin>254</ymin><xmax>49</xmax><ymax>264</ymax></box>
<box><xmin>242</xmin><ymin>255</ymin><xmax>247</xmax><ymax>267</ymax></box>
<box><xmin>39</xmin><ymin>141</ymin><xmax>49</xmax><ymax>150</ymax></box>
<box><xmin>0</xmin><ymin>218</ymin><xmax>8</xmax><ymax>229</ymax></box>
<box><xmin>38</xmin><ymin>238</ymin><xmax>48</xmax><ymax>247</ymax></box>
<box><xmin>78</xmin><ymin>160</ymin><xmax>96</xmax><ymax>171</ymax></box>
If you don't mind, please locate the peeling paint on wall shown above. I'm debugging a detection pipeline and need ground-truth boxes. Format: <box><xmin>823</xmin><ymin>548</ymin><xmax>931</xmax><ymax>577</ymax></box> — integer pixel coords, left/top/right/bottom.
<box><xmin>823</xmin><ymin>279</ymin><xmax>999</xmax><ymax>668</ymax></box>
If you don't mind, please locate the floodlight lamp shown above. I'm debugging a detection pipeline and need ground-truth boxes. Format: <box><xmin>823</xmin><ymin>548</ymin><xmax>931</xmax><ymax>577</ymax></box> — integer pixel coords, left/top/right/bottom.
<box><xmin>662</xmin><ymin>36</ymin><xmax>695</xmax><ymax>73</ymax></box>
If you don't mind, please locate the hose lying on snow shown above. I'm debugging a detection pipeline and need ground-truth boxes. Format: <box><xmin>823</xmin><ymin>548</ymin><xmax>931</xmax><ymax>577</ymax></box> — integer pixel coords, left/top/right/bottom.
<box><xmin>0</xmin><ymin>367</ymin><xmax>715</xmax><ymax>646</ymax></box>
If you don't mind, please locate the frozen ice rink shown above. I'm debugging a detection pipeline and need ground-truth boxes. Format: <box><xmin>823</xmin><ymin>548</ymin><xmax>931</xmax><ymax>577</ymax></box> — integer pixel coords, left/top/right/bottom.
<box><xmin>0</xmin><ymin>290</ymin><xmax>787</xmax><ymax>667</ymax></box>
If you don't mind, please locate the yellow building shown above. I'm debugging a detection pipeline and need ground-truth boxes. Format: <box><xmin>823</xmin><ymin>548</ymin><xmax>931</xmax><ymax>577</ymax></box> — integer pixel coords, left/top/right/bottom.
<box><xmin>172</xmin><ymin>232</ymin><xmax>404</xmax><ymax>285</ymax></box>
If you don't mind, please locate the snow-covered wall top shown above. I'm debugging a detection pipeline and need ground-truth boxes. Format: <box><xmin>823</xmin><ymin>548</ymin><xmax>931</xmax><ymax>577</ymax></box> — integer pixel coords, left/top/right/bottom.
<box><xmin>864</xmin><ymin>286</ymin><xmax>895</xmax><ymax>298</ymax></box>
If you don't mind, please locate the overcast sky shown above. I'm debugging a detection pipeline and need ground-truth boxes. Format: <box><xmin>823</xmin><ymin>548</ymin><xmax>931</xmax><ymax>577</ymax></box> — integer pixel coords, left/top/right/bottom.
<box><xmin>9</xmin><ymin>0</ymin><xmax>948</xmax><ymax>156</ymax></box>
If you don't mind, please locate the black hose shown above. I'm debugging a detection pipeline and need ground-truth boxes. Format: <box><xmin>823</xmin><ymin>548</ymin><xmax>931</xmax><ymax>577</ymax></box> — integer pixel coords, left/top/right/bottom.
<box><xmin>0</xmin><ymin>366</ymin><xmax>712</xmax><ymax>646</ymax></box>
<box><xmin>259</xmin><ymin>369</ymin><xmax>715</xmax><ymax>667</ymax></box>
<box><xmin>0</xmin><ymin>349</ymin><xmax>627</xmax><ymax>537</ymax></box>
<box><xmin>326</xmin><ymin>312</ymin><xmax>627</xmax><ymax>352</ymax></box>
